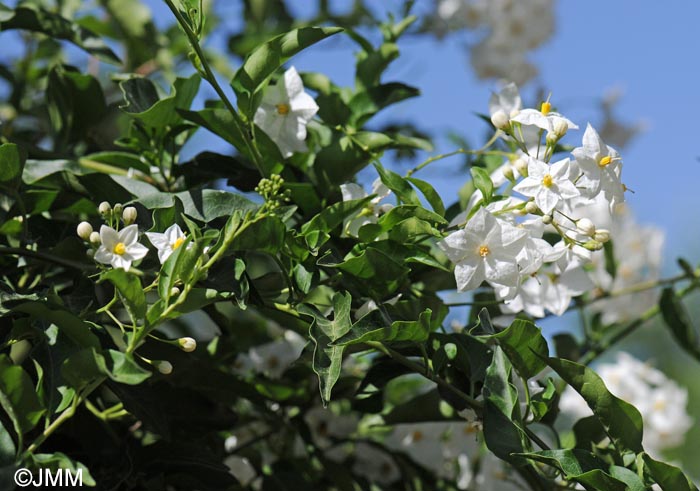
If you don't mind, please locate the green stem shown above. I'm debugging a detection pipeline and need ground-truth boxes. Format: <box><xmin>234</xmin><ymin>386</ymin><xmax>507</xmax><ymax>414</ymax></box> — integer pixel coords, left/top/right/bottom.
<box><xmin>406</xmin><ymin>132</ymin><xmax>505</xmax><ymax>177</ymax></box>
<box><xmin>162</xmin><ymin>0</ymin><xmax>265</xmax><ymax>176</ymax></box>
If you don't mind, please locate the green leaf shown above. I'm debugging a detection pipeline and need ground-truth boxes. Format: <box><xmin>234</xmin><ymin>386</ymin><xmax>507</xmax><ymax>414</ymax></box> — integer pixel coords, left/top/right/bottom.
<box><xmin>544</xmin><ymin>356</ymin><xmax>644</xmax><ymax>453</ymax></box>
<box><xmin>470</xmin><ymin>167</ymin><xmax>494</xmax><ymax>203</ymax></box>
<box><xmin>230</xmin><ymin>215</ymin><xmax>286</xmax><ymax>254</ymax></box>
<box><xmin>481</xmin><ymin>318</ymin><xmax>548</xmax><ymax>379</ymax></box>
<box><xmin>516</xmin><ymin>449</ymin><xmax>629</xmax><ymax>491</ymax></box>
<box><xmin>300</xmin><ymin>197</ymin><xmax>372</xmax><ymax>249</ymax></box>
<box><xmin>0</xmin><ymin>143</ymin><xmax>25</xmax><ymax>189</ymax></box>
<box><xmin>178</xmin><ymin>108</ymin><xmax>251</xmax><ymax>161</ymax></box>
<box><xmin>157</xmin><ymin>236</ymin><xmax>201</xmax><ymax>307</ymax></box>
<box><xmin>313</xmin><ymin>132</ymin><xmax>394</xmax><ymax>187</ymax></box>
<box><xmin>105</xmin><ymin>350</ymin><xmax>151</xmax><ymax>385</ymax></box>
<box><xmin>0</xmin><ymin>4</ymin><xmax>120</xmax><ymax>63</ymax></box>
<box><xmin>374</xmin><ymin>163</ymin><xmax>420</xmax><ymax>206</ymax></box>
<box><xmin>120</xmin><ymin>75</ymin><xmax>200</xmax><ymax>131</ymax></box>
<box><xmin>11</xmin><ymin>303</ymin><xmax>100</xmax><ymax>350</ymax></box>
<box><xmin>30</xmin><ymin>452</ymin><xmax>96</xmax><ymax>487</ymax></box>
<box><xmin>231</xmin><ymin>26</ymin><xmax>343</xmax><ymax>117</ymax></box>
<box><xmin>101</xmin><ymin>269</ymin><xmax>146</xmax><ymax>324</ymax></box>
<box><xmin>643</xmin><ymin>453</ymin><xmax>698</xmax><ymax>491</ymax></box>
<box><xmin>0</xmin><ymin>355</ymin><xmax>45</xmax><ymax>435</ymax></box>
<box><xmin>334</xmin><ymin>308</ymin><xmax>432</xmax><ymax>346</ymax></box>
<box><xmin>298</xmin><ymin>292</ymin><xmax>352</xmax><ymax>405</ymax></box>
<box><xmin>356</xmin><ymin>42</ymin><xmax>399</xmax><ymax>88</ymax></box>
<box><xmin>406</xmin><ymin>176</ymin><xmax>445</xmax><ymax>216</ymax></box>
<box><xmin>659</xmin><ymin>287</ymin><xmax>700</xmax><ymax>361</ymax></box>
<box><xmin>482</xmin><ymin>347</ymin><xmax>528</xmax><ymax>464</ymax></box>
<box><xmin>61</xmin><ymin>348</ymin><xmax>108</xmax><ymax>389</ymax></box>
<box><xmin>0</xmin><ymin>419</ymin><xmax>15</xmax><ymax>466</ymax></box>
<box><xmin>348</xmin><ymin>82</ymin><xmax>420</xmax><ymax>127</ymax></box>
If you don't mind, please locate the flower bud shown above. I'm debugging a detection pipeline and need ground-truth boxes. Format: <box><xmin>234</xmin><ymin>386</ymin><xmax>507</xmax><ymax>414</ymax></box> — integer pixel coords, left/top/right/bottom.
<box><xmin>89</xmin><ymin>231</ymin><xmax>101</xmax><ymax>245</ymax></box>
<box><xmin>513</xmin><ymin>157</ymin><xmax>528</xmax><ymax>177</ymax></box>
<box><xmin>98</xmin><ymin>201</ymin><xmax>111</xmax><ymax>215</ymax></box>
<box><xmin>582</xmin><ymin>240</ymin><xmax>604</xmax><ymax>251</ymax></box>
<box><xmin>594</xmin><ymin>228</ymin><xmax>611</xmax><ymax>243</ymax></box>
<box><xmin>122</xmin><ymin>206</ymin><xmax>138</xmax><ymax>225</ymax></box>
<box><xmin>76</xmin><ymin>221</ymin><xmax>93</xmax><ymax>240</ymax></box>
<box><xmin>170</xmin><ymin>286</ymin><xmax>180</xmax><ymax>297</ymax></box>
<box><xmin>524</xmin><ymin>201</ymin><xmax>539</xmax><ymax>214</ymax></box>
<box><xmin>155</xmin><ymin>360</ymin><xmax>173</xmax><ymax>375</ymax></box>
<box><xmin>542</xmin><ymin>215</ymin><xmax>553</xmax><ymax>225</ymax></box>
<box><xmin>552</xmin><ymin>119</ymin><xmax>568</xmax><ymax>138</ymax></box>
<box><xmin>502</xmin><ymin>165</ymin><xmax>515</xmax><ymax>181</ymax></box>
<box><xmin>113</xmin><ymin>203</ymin><xmax>123</xmax><ymax>216</ymax></box>
<box><xmin>576</xmin><ymin>218</ymin><xmax>596</xmax><ymax>237</ymax></box>
<box><xmin>545</xmin><ymin>130</ymin><xmax>559</xmax><ymax>146</ymax></box>
<box><xmin>490</xmin><ymin>110</ymin><xmax>510</xmax><ymax>131</ymax></box>
<box><xmin>178</xmin><ymin>337</ymin><xmax>197</xmax><ymax>353</ymax></box>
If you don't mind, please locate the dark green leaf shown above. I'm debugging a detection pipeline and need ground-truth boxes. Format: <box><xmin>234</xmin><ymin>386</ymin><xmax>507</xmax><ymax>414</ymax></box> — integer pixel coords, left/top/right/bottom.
<box><xmin>0</xmin><ymin>143</ymin><xmax>25</xmax><ymax>189</ymax></box>
<box><xmin>334</xmin><ymin>308</ymin><xmax>432</xmax><ymax>346</ymax></box>
<box><xmin>659</xmin><ymin>287</ymin><xmax>700</xmax><ymax>362</ymax></box>
<box><xmin>0</xmin><ymin>355</ymin><xmax>45</xmax><ymax>434</ymax></box>
<box><xmin>101</xmin><ymin>269</ymin><xmax>146</xmax><ymax>324</ymax></box>
<box><xmin>643</xmin><ymin>453</ymin><xmax>698</xmax><ymax>491</ymax></box>
<box><xmin>481</xmin><ymin>319</ymin><xmax>548</xmax><ymax>379</ymax></box>
<box><xmin>470</xmin><ymin>167</ymin><xmax>494</xmax><ymax>203</ymax></box>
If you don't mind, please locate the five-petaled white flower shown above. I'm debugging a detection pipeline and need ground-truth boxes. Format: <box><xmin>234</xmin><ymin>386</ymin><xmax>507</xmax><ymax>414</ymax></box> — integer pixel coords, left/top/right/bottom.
<box><xmin>340</xmin><ymin>178</ymin><xmax>393</xmax><ymax>238</ymax></box>
<box><xmin>571</xmin><ymin>123</ymin><xmax>625</xmax><ymax>208</ymax></box>
<box><xmin>253</xmin><ymin>66</ymin><xmax>319</xmax><ymax>158</ymax></box>
<box><xmin>513</xmin><ymin>156</ymin><xmax>579</xmax><ymax>214</ymax></box>
<box><xmin>145</xmin><ymin>224</ymin><xmax>189</xmax><ymax>264</ymax></box>
<box><xmin>94</xmin><ymin>224</ymin><xmax>148</xmax><ymax>272</ymax></box>
<box><xmin>438</xmin><ymin>208</ymin><xmax>527</xmax><ymax>292</ymax></box>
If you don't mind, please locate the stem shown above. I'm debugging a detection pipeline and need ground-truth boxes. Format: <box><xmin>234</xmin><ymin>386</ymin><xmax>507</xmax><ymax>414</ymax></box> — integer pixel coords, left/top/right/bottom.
<box><xmin>406</xmin><ymin>132</ymin><xmax>505</xmax><ymax>177</ymax></box>
<box><xmin>581</xmin><ymin>280</ymin><xmax>700</xmax><ymax>364</ymax></box>
<box><xmin>26</xmin><ymin>378</ymin><xmax>104</xmax><ymax>454</ymax></box>
<box><xmin>162</xmin><ymin>0</ymin><xmax>265</xmax><ymax>176</ymax></box>
<box><xmin>365</xmin><ymin>341</ymin><xmax>483</xmax><ymax>411</ymax></box>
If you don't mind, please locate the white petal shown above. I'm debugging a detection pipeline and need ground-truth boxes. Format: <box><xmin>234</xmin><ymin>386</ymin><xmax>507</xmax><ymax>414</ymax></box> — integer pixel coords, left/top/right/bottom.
<box><xmin>119</xmin><ymin>224</ymin><xmax>140</xmax><ymax>246</ymax></box>
<box><xmin>454</xmin><ymin>259</ymin><xmax>485</xmax><ymax>291</ymax></box>
<box><xmin>94</xmin><ymin>246</ymin><xmax>113</xmax><ymax>265</ymax></box>
<box><xmin>99</xmin><ymin>225</ymin><xmax>119</xmax><ymax>251</ymax></box>
<box><xmin>145</xmin><ymin>232</ymin><xmax>170</xmax><ymax>251</ymax></box>
<box><xmin>283</xmin><ymin>66</ymin><xmax>304</xmax><ymax>99</ymax></box>
<box><xmin>341</xmin><ymin>183</ymin><xmax>367</xmax><ymax>202</ymax></box>
<box><xmin>126</xmin><ymin>242</ymin><xmax>149</xmax><ymax>261</ymax></box>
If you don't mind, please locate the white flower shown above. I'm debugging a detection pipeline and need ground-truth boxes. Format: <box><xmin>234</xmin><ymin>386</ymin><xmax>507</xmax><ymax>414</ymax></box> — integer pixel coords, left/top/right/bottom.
<box><xmin>352</xmin><ymin>442</ymin><xmax>401</xmax><ymax>485</ymax></box>
<box><xmin>439</xmin><ymin>208</ymin><xmax>527</xmax><ymax>292</ymax></box>
<box><xmin>571</xmin><ymin>123</ymin><xmax>625</xmax><ymax>209</ymax></box>
<box><xmin>340</xmin><ymin>178</ymin><xmax>393</xmax><ymax>238</ymax></box>
<box><xmin>489</xmin><ymin>82</ymin><xmax>522</xmax><ymax>120</ymax></box>
<box><xmin>94</xmin><ymin>224</ymin><xmax>148</xmax><ymax>272</ymax></box>
<box><xmin>238</xmin><ymin>331</ymin><xmax>306</xmax><ymax>379</ymax></box>
<box><xmin>304</xmin><ymin>406</ymin><xmax>357</xmax><ymax>449</ymax></box>
<box><xmin>253</xmin><ymin>66</ymin><xmax>319</xmax><ymax>158</ymax></box>
<box><xmin>511</xmin><ymin>104</ymin><xmax>578</xmax><ymax>133</ymax></box>
<box><xmin>145</xmin><ymin>224</ymin><xmax>189</xmax><ymax>264</ymax></box>
<box><xmin>513</xmin><ymin>157</ymin><xmax>580</xmax><ymax>214</ymax></box>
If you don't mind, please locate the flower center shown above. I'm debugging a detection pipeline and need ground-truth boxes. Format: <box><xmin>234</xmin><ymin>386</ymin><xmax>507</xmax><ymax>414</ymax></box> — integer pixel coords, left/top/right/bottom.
<box><xmin>276</xmin><ymin>103</ymin><xmax>290</xmax><ymax>115</ymax></box>
<box><xmin>540</xmin><ymin>101</ymin><xmax>551</xmax><ymax>115</ymax></box>
<box><xmin>542</xmin><ymin>174</ymin><xmax>553</xmax><ymax>188</ymax></box>
<box><xmin>598</xmin><ymin>155</ymin><xmax>613</xmax><ymax>167</ymax></box>
<box><xmin>412</xmin><ymin>430</ymin><xmax>424</xmax><ymax>442</ymax></box>
<box><xmin>478</xmin><ymin>245</ymin><xmax>490</xmax><ymax>257</ymax></box>
<box><xmin>113</xmin><ymin>242</ymin><xmax>127</xmax><ymax>255</ymax></box>
<box><xmin>172</xmin><ymin>237</ymin><xmax>185</xmax><ymax>250</ymax></box>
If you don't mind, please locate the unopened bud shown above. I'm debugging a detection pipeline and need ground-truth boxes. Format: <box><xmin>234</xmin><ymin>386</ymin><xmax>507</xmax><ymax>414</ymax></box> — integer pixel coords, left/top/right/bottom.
<box><xmin>576</xmin><ymin>218</ymin><xmax>596</xmax><ymax>237</ymax></box>
<box><xmin>502</xmin><ymin>165</ymin><xmax>515</xmax><ymax>181</ymax></box>
<box><xmin>170</xmin><ymin>287</ymin><xmax>180</xmax><ymax>297</ymax></box>
<box><xmin>594</xmin><ymin>229</ymin><xmax>611</xmax><ymax>243</ymax></box>
<box><xmin>542</xmin><ymin>215</ymin><xmax>553</xmax><ymax>225</ymax></box>
<box><xmin>545</xmin><ymin>131</ymin><xmax>559</xmax><ymax>146</ymax></box>
<box><xmin>178</xmin><ymin>337</ymin><xmax>197</xmax><ymax>352</ymax></box>
<box><xmin>98</xmin><ymin>201</ymin><xmax>111</xmax><ymax>215</ymax></box>
<box><xmin>86</xmin><ymin>249</ymin><xmax>95</xmax><ymax>258</ymax></box>
<box><xmin>113</xmin><ymin>203</ymin><xmax>123</xmax><ymax>215</ymax></box>
<box><xmin>155</xmin><ymin>360</ymin><xmax>173</xmax><ymax>375</ymax></box>
<box><xmin>552</xmin><ymin>119</ymin><xmax>568</xmax><ymax>138</ymax></box>
<box><xmin>122</xmin><ymin>206</ymin><xmax>138</xmax><ymax>225</ymax></box>
<box><xmin>525</xmin><ymin>201</ymin><xmax>539</xmax><ymax>214</ymax></box>
<box><xmin>490</xmin><ymin>110</ymin><xmax>510</xmax><ymax>131</ymax></box>
<box><xmin>582</xmin><ymin>240</ymin><xmax>604</xmax><ymax>251</ymax></box>
<box><xmin>89</xmin><ymin>231</ymin><xmax>101</xmax><ymax>245</ymax></box>
<box><xmin>77</xmin><ymin>221</ymin><xmax>93</xmax><ymax>240</ymax></box>
<box><xmin>513</xmin><ymin>158</ymin><xmax>528</xmax><ymax>177</ymax></box>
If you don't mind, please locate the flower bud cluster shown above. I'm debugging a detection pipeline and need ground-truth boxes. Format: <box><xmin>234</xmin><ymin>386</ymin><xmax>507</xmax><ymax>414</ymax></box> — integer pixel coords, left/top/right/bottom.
<box><xmin>256</xmin><ymin>174</ymin><xmax>291</xmax><ymax>214</ymax></box>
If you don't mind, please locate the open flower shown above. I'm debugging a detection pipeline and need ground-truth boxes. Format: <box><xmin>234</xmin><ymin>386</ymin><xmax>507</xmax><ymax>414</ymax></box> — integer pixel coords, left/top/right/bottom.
<box><xmin>94</xmin><ymin>224</ymin><xmax>148</xmax><ymax>271</ymax></box>
<box><xmin>513</xmin><ymin>157</ymin><xmax>579</xmax><ymax>214</ymax></box>
<box><xmin>145</xmin><ymin>224</ymin><xmax>189</xmax><ymax>264</ymax></box>
<box><xmin>340</xmin><ymin>178</ymin><xmax>393</xmax><ymax>237</ymax></box>
<box><xmin>438</xmin><ymin>208</ymin><xmax>527</xmax><ymax>292</ymax></box>
<box><xmin>253</xmin><ymin>66</ymin><xmax>319</xmax><ymax>158</ymax></box>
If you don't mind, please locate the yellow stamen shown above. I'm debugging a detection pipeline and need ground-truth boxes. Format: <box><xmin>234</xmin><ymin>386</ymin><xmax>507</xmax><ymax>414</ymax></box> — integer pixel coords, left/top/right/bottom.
<box><xmin>540</xmin><ymin>101</ymin><xmax>551</xmax><ymax>115</ymax></box>
<box><xmin>478</xmin><ymin>245</ymin><xmax>490</xmax><ymax>257</ymax></box>
<box><xmin>113</xmin><ymin>242</ymin><xmax>126</xmax><ymax>255</ymax></box>
<box><xmin>412</xmin><ymin>430</ymin><xmax>424</xmax><ymax>442</ymax></box>
<box><xmin>542</xmin><ymin>174</ymin><xmax>553</xmax><ymax>188</ymax></box>
<box><xmin>276</xmin><ymin>103</ymin><xmax>290</xmax><ymax>115</ymax></box>
<box><xmin>172</xmin><ymin>237</ymin><xmax>185</xmax><ymax>250</ymax></box>
<box><xmin>599</xmin><ymin>155</ymin><xmax>613</xmax><ymax>167</ymax></box>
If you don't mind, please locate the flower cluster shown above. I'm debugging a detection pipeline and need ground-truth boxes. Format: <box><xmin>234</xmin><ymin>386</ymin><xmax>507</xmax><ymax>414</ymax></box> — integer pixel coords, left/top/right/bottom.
<box><xmin>559</xmin><ymin>352</ymin><xmax>693</xmax><ymax>457</ymax></box>
<box><xmin>435</xmin><ymin>0</ymin><xmax>555</xmax><ymax>84</ymax></box>
<box><xmin>439</xmin><ymin>83</ymin><xmax>634</xmax><ymax>317</ymax></box>
<box><xmin>77</xmin><ymin>201</ymin><xmax>191</xmax><ymax>271</ymax></box>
